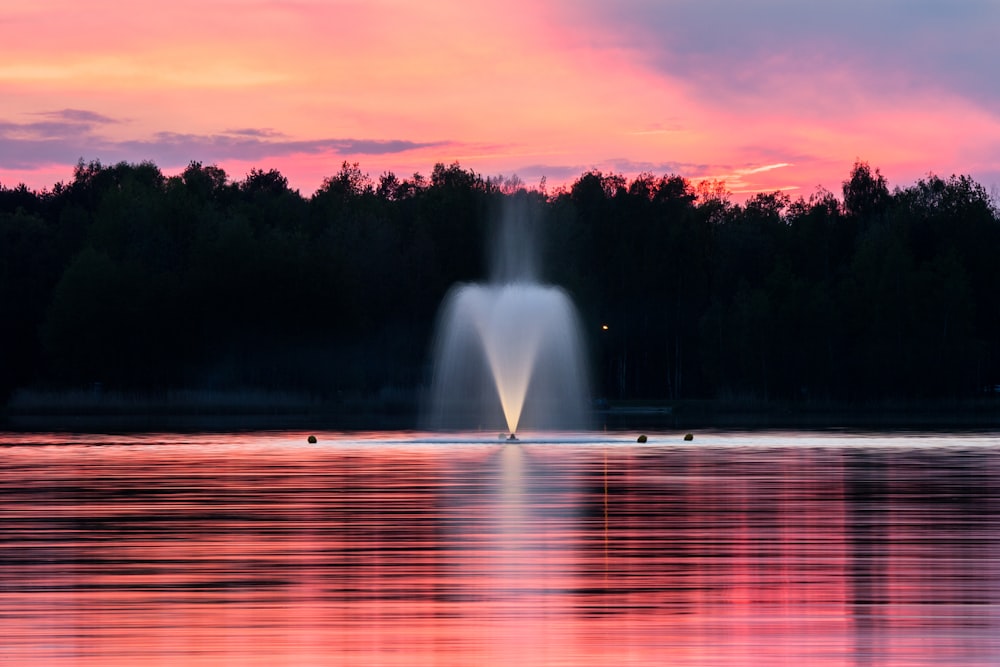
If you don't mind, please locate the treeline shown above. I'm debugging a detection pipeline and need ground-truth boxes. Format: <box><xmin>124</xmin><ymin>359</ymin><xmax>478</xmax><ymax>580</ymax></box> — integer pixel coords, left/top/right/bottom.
<box><xmin>1</xmin><ymin>158</ymin><xmax>999</xmax><ymax>408</ymax></box>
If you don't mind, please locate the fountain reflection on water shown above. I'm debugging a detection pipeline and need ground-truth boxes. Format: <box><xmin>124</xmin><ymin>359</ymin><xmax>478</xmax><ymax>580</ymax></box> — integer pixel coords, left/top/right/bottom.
<box><xmin>427</xmin><ymin>195</ymin><xmax>590</xmax><ymax>435</ymax></box>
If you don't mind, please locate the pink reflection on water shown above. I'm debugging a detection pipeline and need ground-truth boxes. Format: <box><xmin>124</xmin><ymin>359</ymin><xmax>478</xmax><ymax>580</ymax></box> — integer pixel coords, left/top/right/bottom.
<box><xmin>0</xmin><ymin>432</ymin><xmax>998</xmax><ymax>665</ymax></box>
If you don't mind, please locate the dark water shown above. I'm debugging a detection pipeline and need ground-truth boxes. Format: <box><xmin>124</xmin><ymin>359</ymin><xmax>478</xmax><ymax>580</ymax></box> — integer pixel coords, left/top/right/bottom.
<box><xmin>1</xmin><ymin>431</ymin><xmax>998</xmax><ymax>666</ymax></box>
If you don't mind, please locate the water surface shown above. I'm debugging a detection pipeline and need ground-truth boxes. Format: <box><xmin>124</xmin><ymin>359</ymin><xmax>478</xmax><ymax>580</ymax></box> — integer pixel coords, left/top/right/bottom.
<box><xmin>1</xmin><ymin>430</ymin><xmax>998</xmax><ymax>665</ymax></box>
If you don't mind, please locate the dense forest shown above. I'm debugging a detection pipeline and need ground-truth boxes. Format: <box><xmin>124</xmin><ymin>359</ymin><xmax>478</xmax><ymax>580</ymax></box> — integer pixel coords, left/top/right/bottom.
<box><xmin>2</xmin><ymin>158</ymin><xmax>999</xmax><ymax>415</ymax></box>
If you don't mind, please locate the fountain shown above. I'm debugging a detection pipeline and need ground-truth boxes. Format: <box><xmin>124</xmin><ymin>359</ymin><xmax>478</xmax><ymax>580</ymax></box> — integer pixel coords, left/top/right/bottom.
<box><xmin>426</xmin><ymin>195</ymin><xmax>591</xmax><ymax>435</ymax></box>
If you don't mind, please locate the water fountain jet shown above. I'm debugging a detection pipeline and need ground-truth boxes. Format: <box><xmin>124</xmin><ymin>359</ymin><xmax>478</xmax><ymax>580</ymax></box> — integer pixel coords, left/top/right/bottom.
<box><xmin>426</xmin><ymin>196</ymin><xmax>590</xmax><ymax>434</ymax></box>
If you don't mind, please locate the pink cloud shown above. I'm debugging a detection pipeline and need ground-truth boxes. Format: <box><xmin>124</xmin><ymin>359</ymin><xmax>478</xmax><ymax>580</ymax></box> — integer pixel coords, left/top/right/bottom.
<box><xmin>1</xmin><ymin>0</ymin><xmax>998</xmax><ymax>198</ymax></box>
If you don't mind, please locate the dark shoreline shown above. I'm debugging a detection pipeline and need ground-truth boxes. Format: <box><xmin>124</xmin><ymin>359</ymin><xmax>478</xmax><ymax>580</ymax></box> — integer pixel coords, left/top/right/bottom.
<box><xmin>3</xmin><ymin>390</ymin><xmax>1000</xmax><ymax>433</ymax></box>
<box><xmin>598</xmin><ymin>398</ymin><xmax>1000</xmax><ymax>431</ymax></box>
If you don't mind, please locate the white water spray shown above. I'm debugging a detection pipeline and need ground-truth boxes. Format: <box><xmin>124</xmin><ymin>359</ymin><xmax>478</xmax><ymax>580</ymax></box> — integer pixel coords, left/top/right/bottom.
<box><xmin>426</xmin><ymin>196</ymin><xmax>590</xmax><ymax>434</ymax></box>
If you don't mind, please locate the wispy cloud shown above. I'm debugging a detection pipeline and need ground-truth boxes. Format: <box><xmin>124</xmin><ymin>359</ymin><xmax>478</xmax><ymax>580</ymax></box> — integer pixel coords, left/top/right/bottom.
<box><xmin>0</xmin><ymin>111</ymin><xmax>451</xmax><ymax>170</ymax></box>
<box><xmin>36</xmin><ymin>109</ymin><xmax>118</xmax><ymax>125</ymax></box>
<box><xmin>736</xmin><ymin>163</ymin><xmax>793</xmax><ymax>176</ymax></box>
<box><xmin>0</xmin><ymin>108</ymin><xmax>118</xmax><ymax>143</ymax></box>
<box><xmin>224</xmin><ymin>127</ymin><xmax>287</xmax><ymax>138</ymax></box>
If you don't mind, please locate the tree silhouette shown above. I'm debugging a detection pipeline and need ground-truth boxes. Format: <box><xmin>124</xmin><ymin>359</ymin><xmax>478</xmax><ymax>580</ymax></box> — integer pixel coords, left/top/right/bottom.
<box><xmin>1</xmin><ymin>159</ymin><xmax>998</xmax><ymax>415</ymax></box>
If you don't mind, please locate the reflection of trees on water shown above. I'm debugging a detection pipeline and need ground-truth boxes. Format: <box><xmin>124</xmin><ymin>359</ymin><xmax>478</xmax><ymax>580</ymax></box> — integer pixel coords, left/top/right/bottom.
<box><xmin>569</xmin><ymin>445</ymin><xmax>1000</xmax><ymax>660</ymax></box>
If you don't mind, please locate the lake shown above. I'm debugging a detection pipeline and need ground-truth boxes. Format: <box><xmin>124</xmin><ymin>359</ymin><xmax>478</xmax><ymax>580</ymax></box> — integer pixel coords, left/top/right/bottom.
<box><xmin>1</xmin><ymin>430</ymin><xmax>998</xmax><ymax>666</ymax></box>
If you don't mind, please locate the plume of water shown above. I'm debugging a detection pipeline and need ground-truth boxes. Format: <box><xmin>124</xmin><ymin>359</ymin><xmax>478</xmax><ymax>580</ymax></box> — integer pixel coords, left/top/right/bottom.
<box><xmin>426</xmin><ymin>196</ymin><xmax>590</xmax><ymax>434</ymax></box>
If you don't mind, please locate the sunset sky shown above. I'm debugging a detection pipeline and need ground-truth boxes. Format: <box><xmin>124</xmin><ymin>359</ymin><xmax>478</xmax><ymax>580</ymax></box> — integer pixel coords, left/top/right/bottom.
<box><xmin>2</xmin><ymin>0</ymin><xmax>999</xmax><ymax>199</ymax></box>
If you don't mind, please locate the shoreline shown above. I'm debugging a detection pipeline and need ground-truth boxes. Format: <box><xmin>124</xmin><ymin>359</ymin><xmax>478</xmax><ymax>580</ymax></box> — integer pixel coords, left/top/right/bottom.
<box><xmin>598</xmin><ymin>398</ymin><xmax>1000</xmax><ymax>431</ymax></box>
<box><xmin>3</xmin><ymin>390</ymin><xmax>999</xmax><ymax>433</ymax></box>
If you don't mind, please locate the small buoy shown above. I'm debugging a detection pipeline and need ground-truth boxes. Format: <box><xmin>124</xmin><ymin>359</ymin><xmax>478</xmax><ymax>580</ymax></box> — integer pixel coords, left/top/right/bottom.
<box><xmin>307</xmin><ymin>435</ymin><xmax>318</xmax><ymax>444</ymax></box>
<box><xmin>637</xmin><ymin>434</ymin><xmax>647</xmax><ymax>443</ymax></box>
<box><xmin>507</xmin><ymin>433</ymin><xmax>518</xmax><ymax>441</ymax></box>
<box><xmin>684</xmin><ymin>433</ymin><xmax>694</xmax><ymax>441</ymax></box>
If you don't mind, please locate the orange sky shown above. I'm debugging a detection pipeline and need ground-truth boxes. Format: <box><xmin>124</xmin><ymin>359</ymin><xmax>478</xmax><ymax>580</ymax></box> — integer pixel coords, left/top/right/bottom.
<box><xmin>2</xmin><ymin>0</ymin><xmax>999</xmax><ymax>200</ymax></box>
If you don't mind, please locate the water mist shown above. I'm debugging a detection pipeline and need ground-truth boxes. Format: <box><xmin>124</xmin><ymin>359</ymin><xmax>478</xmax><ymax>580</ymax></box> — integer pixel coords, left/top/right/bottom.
<box><xmin>426</xmin><ymin>195</ymin><xmax>590</xmax><ymax>435</ymax></box>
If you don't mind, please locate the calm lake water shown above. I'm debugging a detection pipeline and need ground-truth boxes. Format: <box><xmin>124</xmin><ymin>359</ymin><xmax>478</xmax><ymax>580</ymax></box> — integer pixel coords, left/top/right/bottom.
<box><xmin>1</xmin><ymin>430</ymin><xmax>998</xmax><ymax>666</ymax></box>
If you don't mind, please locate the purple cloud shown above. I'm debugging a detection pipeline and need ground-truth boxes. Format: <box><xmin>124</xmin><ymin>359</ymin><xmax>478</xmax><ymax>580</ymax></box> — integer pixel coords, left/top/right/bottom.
<box><xmin>558</xmin><ymin>0</ymin><xmax>1000</xmax><ymax>111</ymax></box>
<box><xmin>0</xmin><ymin>108</ymin><xmax>118</xmax><ymax>144</ymax></box>
<box><xmin>224</xmin><ymin>128</ymin><xmax>287</xmax><ymax>138</ymax></box>
<box><xmin>36</xmin><ymin>109</ymin><xmax>118</xmax><ymax>125</ymax></box>
<box><xmin>0</xmin><ymin>112</ymin><xmax>452</xmax><ymax>170</ymax></box>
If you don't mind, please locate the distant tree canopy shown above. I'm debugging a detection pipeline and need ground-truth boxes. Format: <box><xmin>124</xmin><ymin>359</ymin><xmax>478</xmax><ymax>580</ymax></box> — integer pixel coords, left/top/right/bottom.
<box><xmin>2</xmin><ymin>158</ymin><xmax>999</xmax><ymax>406</ymax></box>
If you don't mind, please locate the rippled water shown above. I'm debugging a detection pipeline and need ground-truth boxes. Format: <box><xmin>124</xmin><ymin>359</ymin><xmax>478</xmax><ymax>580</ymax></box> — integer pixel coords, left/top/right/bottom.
<box><xmin>1</xmin><ymin>430</ymin><xmax>998</xmax><ymax>666</ymax></box>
